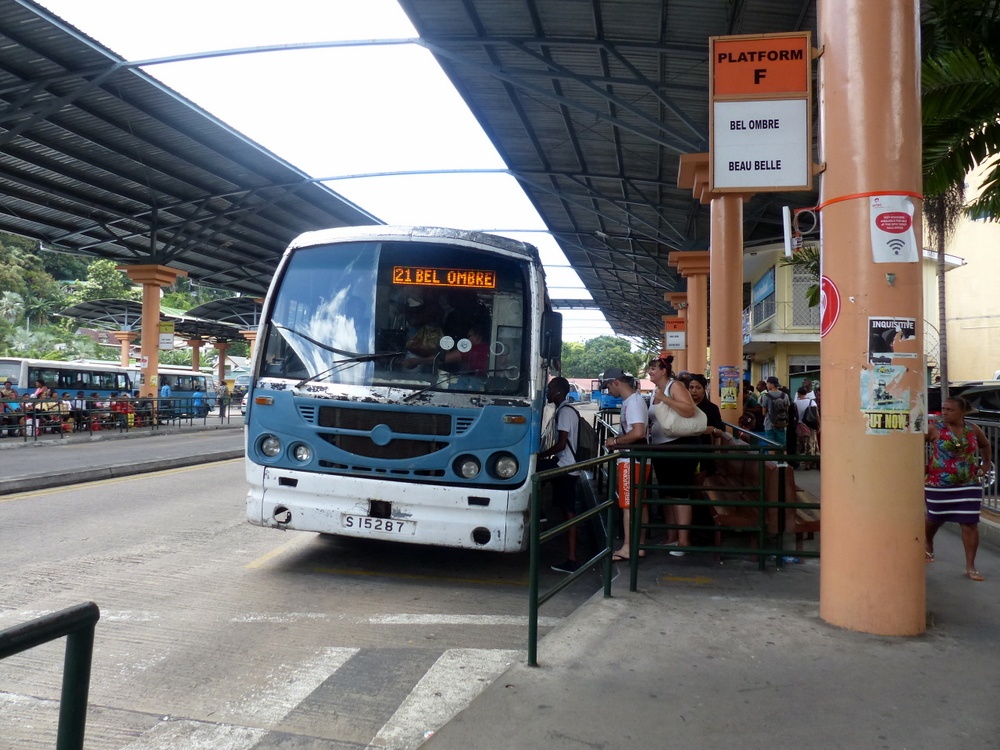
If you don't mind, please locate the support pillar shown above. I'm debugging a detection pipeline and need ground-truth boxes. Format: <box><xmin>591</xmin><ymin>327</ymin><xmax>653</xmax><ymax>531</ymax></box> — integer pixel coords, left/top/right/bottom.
<box><xmin>213</xmin><ymin>341</ymin><xmax>229</xmax><ymax>390</ymax></box>
<box><xmin>818</xmin><ymin>0</ymin><xmax>925</xmax><ymax>634</ymax></box>
<box><xmin>665</xmin><ymin>292</ymin><xmax>688</xmax><ymax>373</ymax></box>
<box><xmin>668</xmin><ymin>252</ymin><xmax>710</xmax><ymax>378</ymax></box>
<box><xmin>120</xmin><ymin>265</ymin><xmax>186</xmax><ymax>397</ymax></box>
<box><xmin>709</xmin><ymin>193</ymin><xmax>748</xmax><ymax>420</ymax></box>
<box><xmin>186</xmin><ymin>338</ymin><xmax>203</xmax><ymax>372</ymax></box>
<box><xmin>241</xmin><ymin>330</ymin><xmax>258</xmax><ymax>362</ymax></box>
<box><xmin>111</xmin><ymin>331</ymin><xmax>137</xmax><ymax>369</ymax></box>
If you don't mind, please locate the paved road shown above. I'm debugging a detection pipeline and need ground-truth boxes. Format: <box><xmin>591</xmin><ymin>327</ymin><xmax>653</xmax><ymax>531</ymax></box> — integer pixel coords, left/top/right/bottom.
<box><xmin>0</xmin><ymin>460</ymin><xmax>595</xmax><ymax>749</ymax></box>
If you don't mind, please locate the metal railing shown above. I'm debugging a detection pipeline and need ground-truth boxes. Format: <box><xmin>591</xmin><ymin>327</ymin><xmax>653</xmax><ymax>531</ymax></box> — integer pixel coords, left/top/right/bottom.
<box><xmin>528</xmin><ymin>453</ymin><xmax>618</xmax><ymax>667</ymax></box>
<box><xmin>969</xmin><ymin>418</ymin><xmax>1000</xmax><ymax>512</ymax></box>
<box><xmin>526</xmin><ymin>424</ymin><xmax>820</xmax><ymax>665</ymax></box>
<box><xmin>0</xmin><ymin>602</ymin><xmax>100</xmax><ymax>750</ymax></box>
<box><xmin>0</xmin><ymin>396</ymin><xmax>236</xmax><ymax>443</ymax></box>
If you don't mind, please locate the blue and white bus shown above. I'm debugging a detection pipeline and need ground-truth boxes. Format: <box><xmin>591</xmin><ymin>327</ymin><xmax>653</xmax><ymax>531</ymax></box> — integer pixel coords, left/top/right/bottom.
<box><xmin>245</xmin><ymin>226</ymin><xmax>562</xmax><ymax>551</ymax></box>
<box><xmin>0</xmin><ymin>357</ymin><xmax>132</xmax><ymax>396</ymax></box>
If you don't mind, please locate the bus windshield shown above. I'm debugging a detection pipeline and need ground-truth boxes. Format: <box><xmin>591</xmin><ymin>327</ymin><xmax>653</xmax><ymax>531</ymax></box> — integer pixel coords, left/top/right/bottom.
<box><xmin>259</xmin><ymin>241</ymin><xmax>529</xmax><ymax>397</ymax></box>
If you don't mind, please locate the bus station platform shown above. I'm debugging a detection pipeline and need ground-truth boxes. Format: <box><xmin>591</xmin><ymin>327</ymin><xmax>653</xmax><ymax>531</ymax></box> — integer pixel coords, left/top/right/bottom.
<box><xmin>3</xmin><ymin>425</ymin><xmax>998</xmax><ymax>747</ymax></box>
<box><xmin>428</xmin><ymin>512</ymin><xmax>1000</xmax><ymax>750</ymax></box>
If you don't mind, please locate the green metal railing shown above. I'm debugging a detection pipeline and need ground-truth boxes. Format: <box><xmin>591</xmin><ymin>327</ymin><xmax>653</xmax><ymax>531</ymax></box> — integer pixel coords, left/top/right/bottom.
<box><xmin>0</xmin><ymin>602</ymin><xmax>100</xmax><ymax>750</ymax></box>
<box><xmin>527</xmin><ymin>452</ymin><xmax>618</xmax><ymax>667</ymax></box>
<box><xmin>619</xmin><ymin>443</ymin><xmax>820</xmax><ymax>591</ymax></box>
<box><xmin>526</xmin><ymin>424</ymin><xmax>820</xmax><ymax>664</ymax></box>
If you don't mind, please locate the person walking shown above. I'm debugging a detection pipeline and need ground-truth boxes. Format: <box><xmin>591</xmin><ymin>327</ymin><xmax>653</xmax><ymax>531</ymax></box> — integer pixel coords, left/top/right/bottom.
<box><xmin>925</xmin><ymin>396</ymin><xmax>993</xmax><ymax>581</ymax></box>
<box><xmin>537</xmin><ymin>377</ymin><xmax>581</xmax><ymax>573</ymax></box>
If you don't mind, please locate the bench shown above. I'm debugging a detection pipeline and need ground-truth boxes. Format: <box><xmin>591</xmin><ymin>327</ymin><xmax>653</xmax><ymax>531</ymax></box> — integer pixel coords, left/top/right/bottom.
<box><xmin>698</xmin><ymin>431</ymin><xmax>820</xmax><ymax>558</ymax></box>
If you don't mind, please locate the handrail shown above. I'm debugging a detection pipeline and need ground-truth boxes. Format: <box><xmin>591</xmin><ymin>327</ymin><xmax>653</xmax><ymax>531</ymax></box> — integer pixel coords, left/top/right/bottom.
<box><xmin>0</xmin><ymin>602</ymin><xmax>100</xmax><ymax>750</ymax></box>
<box><xmin>0</xmin><ymin>396</ymin><xmax>234</xmax><ymax>443</ymax></box>
<box><xmin>528</xmin><ymin>453</ymin><xmax>617</xmax><ymax>667</ymax></box>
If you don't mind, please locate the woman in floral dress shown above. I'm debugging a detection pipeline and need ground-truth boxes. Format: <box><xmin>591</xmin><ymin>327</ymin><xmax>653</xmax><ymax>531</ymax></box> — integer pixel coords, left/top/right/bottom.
<box><xmin>924</xmin><ymin>397</ymin><xmax>993</xmax><ymax>580</ymax></box>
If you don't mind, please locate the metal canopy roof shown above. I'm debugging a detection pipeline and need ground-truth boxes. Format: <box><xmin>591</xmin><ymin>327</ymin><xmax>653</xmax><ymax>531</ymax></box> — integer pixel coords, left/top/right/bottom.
<box><xmin>397</xmin><ymin>0</ymin><xmax>819</xmax><ymax>335</ymax></box>
<box><xmin>185</xmin><ymin>298</ymin><xmax>264</xmax><ymax>331</ymax></box>
<box><xmin>0</xmin><ymin>0</ymin><xmax>380</xmax><ymax>297</ymax></box>
<box><xmin>58</xmin><ymin>299</ymin><xmax>243</xmax><ymax>340</ymax></box>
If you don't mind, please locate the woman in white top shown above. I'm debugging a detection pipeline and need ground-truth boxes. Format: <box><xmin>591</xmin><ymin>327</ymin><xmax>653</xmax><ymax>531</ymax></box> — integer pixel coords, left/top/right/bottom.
<box><xmin>647</xmin><ymin>355</ymin><xmax>700</xmax><ymax>555</ymax></box>
<box><xmin>794</xmin><ymin>386</ymin><xmax>819</xmax><ymax>468</ymax></box>
<box><xmin>600</xmin><ymin>368</ymin><xmax>648</xmax><ymax>561</ymax></box>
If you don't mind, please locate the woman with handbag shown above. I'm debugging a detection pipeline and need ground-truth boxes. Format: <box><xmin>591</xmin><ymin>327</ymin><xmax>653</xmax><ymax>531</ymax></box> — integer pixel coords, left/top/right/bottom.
<box><xmin>647</xmin><ymin>356</ymin><xmax>706</xmax><ymax>556</ymax></box>
<box><xmin>794</xmin><ymin>386</ymin><xmax>820</xmax><ymax>469</ymax></box>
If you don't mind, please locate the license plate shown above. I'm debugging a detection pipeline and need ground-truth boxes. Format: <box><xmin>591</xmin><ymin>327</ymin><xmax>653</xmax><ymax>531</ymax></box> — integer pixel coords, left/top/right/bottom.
<box><xmin>342</xmin><ymin>514</ymin><xmax>415</xmax><ymax>535</ymax></box>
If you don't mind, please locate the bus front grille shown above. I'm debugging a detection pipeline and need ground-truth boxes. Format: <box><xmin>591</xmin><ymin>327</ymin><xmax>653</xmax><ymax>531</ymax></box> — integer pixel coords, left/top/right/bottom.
<box><xmin>317</xmin><ymin>432</ymin><xmax>447</xmax><ymax>459</ymax></box>
<box><xmin>316</xmin><ymin>406</ymin><xmax>452</xmax><ymax>436</ymax></box>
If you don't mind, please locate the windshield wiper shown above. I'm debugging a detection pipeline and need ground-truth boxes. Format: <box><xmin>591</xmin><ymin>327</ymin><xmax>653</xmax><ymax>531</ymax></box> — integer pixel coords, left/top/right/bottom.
<box><xmin>401</xmin><ymin>367</ymin><xmax>485</xmax><ymax>403</ymax></box>
<box><xmin>293</xmin><ymin>350</ymin><xmax>404</xmax><ymax>389</ymax></box>
<box><xmin>274</xmin><ymin>323</ymin><xmax>369</xmax><ymax>358</ymax></box>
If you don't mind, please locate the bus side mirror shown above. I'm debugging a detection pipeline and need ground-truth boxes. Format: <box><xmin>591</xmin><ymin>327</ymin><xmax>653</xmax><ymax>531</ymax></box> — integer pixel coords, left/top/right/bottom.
<box><xmin>540</xmin><ymin>311</ymin><xmax>563</xmax><ymax>360</ymax></box>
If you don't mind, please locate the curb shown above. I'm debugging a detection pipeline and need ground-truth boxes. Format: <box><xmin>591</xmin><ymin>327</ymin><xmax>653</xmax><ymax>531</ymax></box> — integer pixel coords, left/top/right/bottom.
<box><xmin>0</xmin><ymin>449</ymin><xmax>244</xmax><ymax>495</ymax></box>
<box><xmin>0</xmin><ymin>422</ymin><xmax>242</xmax><ymax>450</ymax></box>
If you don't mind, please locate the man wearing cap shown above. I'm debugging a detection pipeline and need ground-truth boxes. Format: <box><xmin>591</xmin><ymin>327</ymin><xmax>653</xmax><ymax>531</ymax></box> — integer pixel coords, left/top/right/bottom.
<box><xmin>599</xmin><ymin>368</ymin><xmax>650</xmax><ymax>561</ymax></box>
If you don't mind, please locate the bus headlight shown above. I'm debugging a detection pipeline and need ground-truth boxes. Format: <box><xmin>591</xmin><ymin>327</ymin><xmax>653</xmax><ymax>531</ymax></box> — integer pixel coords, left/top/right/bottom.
<box><xmin>490</xmin><ymin>453</ymin><xmax>519</xmax><ymax>479</ymax></box>
<box><xmin>291</xmin><ymin>443</ymin><xmax>312</xmax><ymax>462</ymax></box>
<box><xmin>260</xmin><ymin>435</ymin><xmax>282</xmax><ymax>457</ymax></box>
<box><xmin>455</xmin><ymin>456</ymin><xmax>481</xmax><ymax>479</ymax></box>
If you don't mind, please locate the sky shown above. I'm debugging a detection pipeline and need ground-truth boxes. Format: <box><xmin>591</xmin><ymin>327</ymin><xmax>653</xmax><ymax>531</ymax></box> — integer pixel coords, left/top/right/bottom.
<box><xmin>37</xmin><ymin>0</ymin><xmax>615</xmax><ymax>341</ymax></box>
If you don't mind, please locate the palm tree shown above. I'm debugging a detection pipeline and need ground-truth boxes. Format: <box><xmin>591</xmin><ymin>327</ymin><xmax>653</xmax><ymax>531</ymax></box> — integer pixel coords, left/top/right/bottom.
<box><xmin>0</xmin><ymin>291</ymin><xmax>23</xmax><ymax>322</ymax></box>
<box><xmin>921</xmin><ymin>0</ymin><xmax>1000</xmax><ymax>395</ymax></box>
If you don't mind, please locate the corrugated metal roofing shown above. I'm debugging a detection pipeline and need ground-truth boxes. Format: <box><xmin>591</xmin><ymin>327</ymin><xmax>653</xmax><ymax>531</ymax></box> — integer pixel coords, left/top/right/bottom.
<box><xmin>0</xmin><ymin>0</ymin><xmax>380</xmax><ymax>297</ymax></box>
<box><xmin>398</xmin><ymin>0</ymin><xmax>819</xmax><ymax>336</ymax></box>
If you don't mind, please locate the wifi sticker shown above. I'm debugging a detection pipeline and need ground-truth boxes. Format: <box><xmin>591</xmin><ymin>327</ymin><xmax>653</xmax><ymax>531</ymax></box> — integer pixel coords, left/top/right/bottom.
<box><xmin>870</xmin><ymin>195</ymin><xmax>917</xmax><ymax>263</ymax></box>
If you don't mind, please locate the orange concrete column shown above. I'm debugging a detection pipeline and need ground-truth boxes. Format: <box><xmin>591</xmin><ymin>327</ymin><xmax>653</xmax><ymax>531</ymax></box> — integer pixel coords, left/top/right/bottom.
<box><xmin>709</xmin><ymin>193</ymin><xmax>748</xmax><ymax>420</ymax></box>
<box><xmin>665</xmin><ymin>292</ymin><xmax>688</xmax><ymax>372</ymax></box>
<box><xmin>213</xmin><ymin>341</ymin><xmax>229</xmax><ymax>389</ymax></box>
<box><xmin>668</xmin><ymin>252</ymin><xmax>710</xmax><ymax>377</ymax></box>
<box><xmin>111</xmin><ymin>331</ymin><xmax>137</xmax><ymax>368</ymax></box>
<box><xmin>186</xmin><ymin>338</ymin><xmax>203</xmax><ymax>372</ymax></box>
<box><xmin>241</xmin><ymin>330</ymin><xmax>258</xmax><ymax>361</ymax></box>
<box><xmin>120</xmin><ymin>265</ymin><xmax>187</xmax><ymax>397</ymax></box>
<box><xmin>818</xmin><ymin>0</ymin><xmax>925</xmax><ymax>634</ymax></box>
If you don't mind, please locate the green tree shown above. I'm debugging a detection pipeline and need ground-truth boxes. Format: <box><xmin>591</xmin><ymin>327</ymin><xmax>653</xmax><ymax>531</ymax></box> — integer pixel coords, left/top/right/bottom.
<box><xmin>921</xmin><ymin>0</ymin><xmax>1000</xmax><ymax>391</ymax></box>
<box><xmin>69</xmin><ymin>259</ymin><xmax>140</xmax><ymax>303</ymax></box>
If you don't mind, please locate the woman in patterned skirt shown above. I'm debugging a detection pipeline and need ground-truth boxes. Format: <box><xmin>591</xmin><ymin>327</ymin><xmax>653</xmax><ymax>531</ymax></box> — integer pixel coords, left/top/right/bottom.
<box><xmin>925</xmin><ymin>396</ymin><xmax>993</xmax><ymax>580</ymax></box>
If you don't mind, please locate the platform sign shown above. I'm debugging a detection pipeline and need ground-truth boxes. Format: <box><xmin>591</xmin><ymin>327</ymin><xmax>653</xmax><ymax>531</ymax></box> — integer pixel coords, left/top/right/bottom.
<box><xmin>709</xmin><ymin>31</ymin><xmax>813</xmax><ymax>193</ymax></box>
<box><xmin>665</xmin><ymin>318</ymin><xmax>686</xmax><ymax>350</ymax></box>
<box><xmin>158</xmin><ymin>321</ymin><xmax>175</xmax><ymax>350</ymax></box>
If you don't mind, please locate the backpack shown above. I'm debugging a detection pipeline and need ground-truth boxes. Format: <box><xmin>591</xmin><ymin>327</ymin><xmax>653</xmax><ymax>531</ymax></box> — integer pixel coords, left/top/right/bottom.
<box><xmin>764</xmin><ymin>391</ymin><xmax>789</xmax><ymax>429</ymax></box>
<box><xmin>564</xmin><ymin>404</ymin><xmax>596</xmax><ymax>461</ymax></box>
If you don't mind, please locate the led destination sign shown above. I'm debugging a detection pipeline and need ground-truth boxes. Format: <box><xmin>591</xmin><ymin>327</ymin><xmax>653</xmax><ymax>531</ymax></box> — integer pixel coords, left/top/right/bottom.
<box><xmin>392</xmin><ymin>266</ymin><xmax>497</xmax><ymax>289</ymax></box>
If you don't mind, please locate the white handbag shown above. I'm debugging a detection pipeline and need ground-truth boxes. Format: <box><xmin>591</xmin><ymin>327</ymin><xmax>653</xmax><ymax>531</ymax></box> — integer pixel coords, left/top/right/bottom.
<box><xmin>651</xmin><ymin>388</ymin><xmax>707</xmax><ymax>438</ymax></box>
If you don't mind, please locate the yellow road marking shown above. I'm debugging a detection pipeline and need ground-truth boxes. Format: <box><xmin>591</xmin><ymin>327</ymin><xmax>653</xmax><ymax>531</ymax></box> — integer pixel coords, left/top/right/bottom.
<box><xmin>245</xmin><ymin>535</ymin><xmax>312</xmax><ymax>570</ymax></box>
<box><xmin>0</xmin><ymin>459</ymin><xmax>242</xmax><ymax>502</ymax></box>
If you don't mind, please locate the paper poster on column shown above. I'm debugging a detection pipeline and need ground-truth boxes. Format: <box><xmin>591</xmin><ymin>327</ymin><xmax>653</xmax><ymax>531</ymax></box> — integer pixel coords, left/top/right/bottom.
<box><xmin>868</xmin><ymin>316</ymin><xmax>917</xmax><ymax>364</ymax></box>
<box><xmin>718</xmin><ymin>365</ymin><xmax>741</xmax><ymax>410</ymax></box>
<box><xmin>870</xmin><ymin>195</ymin><xmax>918</xmax><ymax>263</ymax></box>
<box><xmin>860</xmin><ymin>364</ymin><xmax>921</xmax><ymax>434</ymax></box>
